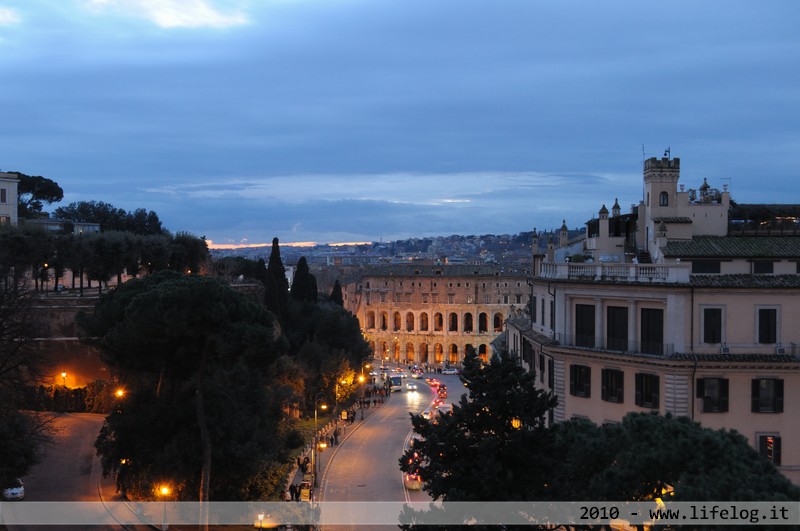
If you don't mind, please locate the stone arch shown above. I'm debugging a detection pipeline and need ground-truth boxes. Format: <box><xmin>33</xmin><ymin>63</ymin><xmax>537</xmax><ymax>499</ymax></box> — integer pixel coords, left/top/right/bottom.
<box><xmin>367</xmin><ymin>311</ymin><xmax>376</xmax><ymax>329</ymax></box>
<box><xmin>449</xmin><ymin>343</ymin><xmax>459</xmax><ymax>364</ymax></box>
<box><xmin>420</xmin><ymin>312</ymin><xmax>429</xmax><ymax>332</ymax></box>
<box><xmin>463</xmin><ymin>312</ymin><xmax>474</xmax><ymax>333</ymax></box>
<box><xmin>478</xmin><ymin>344</ymin><xmax>488</xmax><ymax>362</ymax></box>
<box><xmin>479</xmin><ymin>313</ymin><xmax>488</xmax><ymax>333</ymax></box>
<box><xmin>493</xmin><ymin>312</ymin><xmax>504</xmax><ymax>332</ymax></box>
<box><xmin>406</xmin><ymin>312</ymin><xmax>415</xmax><ymax>332</ymax></box>
<box><xmin>420</xmin><ymin>343</ymin><xmax>429</xmax><ymax>364</ymax></box>
<box><xmin>434</xmin><ymin>343</ymin><xmax>444</xmax><ymax>364</ymax></box>
<box><xmin>434</xmin><ymin>312</ymin><xmax>444</xmax><ymax>332</ymax></box>
<box><xmin>405</xmin><ymin>342</ymin><xmax>415</xmax><ymax>364</ymax></box>
<box><xmin>448</xmin><ymin>312</ymin><xmax>458</xmax><ymax>332</ymax></box>
<box><xmin>380</xmin><ymin>312</ymin><xmax>388</xmax><ymax>331</ymax></box>
<box><xmin>393</xmin><ymin>312</ymin><xmax>401</xmax><ymax>331</ymax></box>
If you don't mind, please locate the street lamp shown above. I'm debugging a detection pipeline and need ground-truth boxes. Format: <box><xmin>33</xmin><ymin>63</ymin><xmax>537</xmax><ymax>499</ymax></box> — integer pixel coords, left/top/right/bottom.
<box><xmin>334</xmin><ymin>379</ymin><xmax>346</xmax><ymax>415</ymax></box>
<box><xmin>157</xmin><ymin>484</ymin><xmax>171</xmax><ymax>530</ymax></box>
<box><xmin>61</xmin><ymin>372</ymin><xmax>67</xmax><ymax>387</ymax></box>
<box><xmin>313</xmin><ymin>393</ymin><xmax>327</xmax><ymax>487</ymax></box>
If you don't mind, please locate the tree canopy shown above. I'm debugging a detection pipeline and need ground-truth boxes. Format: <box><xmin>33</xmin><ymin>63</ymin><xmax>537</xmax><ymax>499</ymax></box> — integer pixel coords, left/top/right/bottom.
<box><xmin>290</xmin><ymin>257</ymin><xmax>317</xmax><ymax>303</ymax></box>
<box><xmin>12</xmin><ymin>171</ymin><xmax>64</xmax><ymax>218</ymax></box>
<box><xmin>53</xmin><ymin>200</ymin><xmax>165</xmax><ymax>235</ymax></box>
<box><xmin>81</xmin><ymin>272</ymin><xmax>289</xmax><ymax>501</ymax></box>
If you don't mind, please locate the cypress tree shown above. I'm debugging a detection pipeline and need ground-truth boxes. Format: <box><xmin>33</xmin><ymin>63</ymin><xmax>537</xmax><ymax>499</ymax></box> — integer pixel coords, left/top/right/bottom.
<box><xmin>264</xmin><ymin>237</ymin><xmax>289</xmax><ymax>322</ymax></box>
<box><xmin>330</xmin><ymin>279</ymin><xmax>344</xmax><ymax>306</ymax></box>
<box><xmin>290</xmin><ymin>256</ymin><xmax>317</xmax><ymax>303</ymax></box>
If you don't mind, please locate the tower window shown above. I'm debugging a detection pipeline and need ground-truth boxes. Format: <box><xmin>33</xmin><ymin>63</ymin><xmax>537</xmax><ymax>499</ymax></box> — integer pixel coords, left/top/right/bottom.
<box><xmin>659</xmin><ymin>191</ymin><xmax>669</xmax><ymax>206</ymax></box>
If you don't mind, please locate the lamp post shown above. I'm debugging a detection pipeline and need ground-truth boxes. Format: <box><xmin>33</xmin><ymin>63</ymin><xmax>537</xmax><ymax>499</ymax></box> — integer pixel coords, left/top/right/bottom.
<box><xmin>61</xmin><ymin>372</ymin><xmax>67</xmax><ymax>387</ymax></box>
<box><xmin>158</xmin><ymin>484</ymin><xmax>171</xmax><ymax>530</ymax></box>
<box><xmin>313</xmin><ymin>393</ymin><xmax>327</xmax><ymax>487</ymax></box>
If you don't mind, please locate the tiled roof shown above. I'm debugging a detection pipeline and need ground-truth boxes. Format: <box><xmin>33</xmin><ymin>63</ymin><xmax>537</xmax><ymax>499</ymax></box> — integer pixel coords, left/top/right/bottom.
<box><xmin>691</xmin><ymin>274</ymin><xmax>800</xmax><ymax>288</ymax></box>
<box><xmin>653</xmin><ymin>217</ymin><xmax>693</xmax><ymax>224</ymax></box>
<box><xmin>663</xmin><ymin>235</ymin><xmax>800</xmax><ymax>258</ymax></box>
<box><xmin>667</xmin><ymin>352</ymin><xmax>800</xmax><ymax>363</ymax></box>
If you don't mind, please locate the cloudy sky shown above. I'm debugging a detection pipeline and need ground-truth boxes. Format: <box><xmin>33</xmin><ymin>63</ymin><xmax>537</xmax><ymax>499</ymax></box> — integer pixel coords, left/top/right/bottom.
<box><xmin>2</xmin><ymin>1</ymin><xmax>799</xmax><ymax>246</ymax></box>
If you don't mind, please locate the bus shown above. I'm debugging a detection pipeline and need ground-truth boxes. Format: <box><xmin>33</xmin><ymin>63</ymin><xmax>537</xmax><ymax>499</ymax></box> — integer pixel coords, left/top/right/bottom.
<box><xmin>390</xmin><ymin>375</ymin><xmax>403</xmax><ymax>392</ymax></box>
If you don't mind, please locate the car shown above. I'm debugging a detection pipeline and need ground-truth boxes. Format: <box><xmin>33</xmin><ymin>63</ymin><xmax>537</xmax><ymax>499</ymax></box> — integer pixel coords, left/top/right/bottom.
<box><xmin>425</xmin><ymin>378</ymin><xmax>441</xmax><ymax>387</ymax></box>
<box><xmin>2</xmin><ymin>478</ymin><xmax>24</xmax><ymax>501</ymax></box>
<box><xmin>405</xmin><ymin>382</ymin><xmax>418</xmax><ymax>391</ymax></box>
<box><xmin>432</xmin><ymin>398</ymin><xmax>445</xmax><ymax>409</ymax></box>
<box><xmin>437</xmin><ymin>385</ymin><xmax>447</xmax><ymax>398</ymax></box>
<box><xmin>411</xmin><ymin>371</ymin><xmax>422</xmax><ymax>379</ymax></box>
<box><xmin>421</xmin><ymin>409</ymin><xmax>433</xmax><ymax>420</ymax></box>
<box><xmin>442</xmin><ymin>367</ymin><xmax>458</xmax><ymax>375</ymax></box>
<box><xmin>403</xmin><ymin>472</ymin><xmax>422</xmax><ymax>491</ymax></box>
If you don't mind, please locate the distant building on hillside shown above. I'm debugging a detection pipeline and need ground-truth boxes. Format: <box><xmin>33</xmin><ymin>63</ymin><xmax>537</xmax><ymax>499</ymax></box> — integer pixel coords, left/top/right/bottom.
<box><xmin>343</xmin><ymin>264</ymin><xmax>529</xmax><ymax>366</ymax></box>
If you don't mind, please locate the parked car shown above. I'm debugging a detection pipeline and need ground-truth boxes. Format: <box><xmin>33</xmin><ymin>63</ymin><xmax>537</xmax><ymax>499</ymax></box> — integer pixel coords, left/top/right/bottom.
<box><xmin>2</xmin><ymin>478</ymin><xmax>24</xmax><ymax>500</ymax></box>
<box><xmin>442</xmin><ymin>367</ymin><xmax>458</xmax><ymax>375</ymax></box>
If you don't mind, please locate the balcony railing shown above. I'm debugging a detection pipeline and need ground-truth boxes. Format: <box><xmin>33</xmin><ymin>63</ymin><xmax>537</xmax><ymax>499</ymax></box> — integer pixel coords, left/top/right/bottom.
<box><xmin>539</xmin><ymin>262</ymin><xmax>690</xmax><ymax>283</ymax></box>
<box><xmin>555</xmin><ymin>333</ymin><xmax>675</xmax><ymax>356</ymax></box>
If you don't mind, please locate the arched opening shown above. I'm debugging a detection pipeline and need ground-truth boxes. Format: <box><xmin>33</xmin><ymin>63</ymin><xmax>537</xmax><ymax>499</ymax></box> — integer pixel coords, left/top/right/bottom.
<box><xmin>434</xmin><ymin>313</ymin><xmax>444</xmax><ymax>332</ymax></box>
<box><xmin>463</xmin><ymin>313</ymin><xmax>474</xmax><ymax>333</ymax></box>
<box><xmin>367</xmin><ymin>311</ymin><xmax>376</xmax><ymax>329</ymax></box>
<box><xmin>493</xmin><ymin>313</ymin><xmax>504</xmax><ymax>332</ymax></box>
<box><xmin>478</xmin><ymin>344</ymin><xmax>488</xmax><ymax>363</ymax></box>
<box><xmin>659</xmin><ymin>191</ymin><xmax>669</xmax><ymax>206</ymax></box>
<box><xmin>449</xmin><ymin>344</ymin><xmax>458</xmax><ymax>364</ymax></box>
<box><xmin>420</xmin><ymin>312</ymin><xmax>429</xmax><ymax>332</ymax></box>
<box><xmin>380</xmin><ymin>312</ymin><xmax>388</xmax><ymax>331</ymax></box>
<box><xmin>393</xmin><ymin>312</ymin><xmax>401</xmax><ymax>331</ymax></box>
<box><xmin>434</xmin><ymin>343</ymin><xmax>444</xmax><ymax>364</ymax></box>
<box><xmin>406</xmin><ymin>312</ymin><xmax>415</xmax><ymax>332</ymax></box>
<box><xmin>406</xmin><ymin>342</ymin><xmax>415</xmax><ymax>364</ymax></box>
<box><xmin>478</xmin><ymin>313</ymin><xmax>488</xmax><ymax>333</ymax></box>
<box><xmin>420</xmin><ymin>343</ymin><xmax>429</xmax><ymax>364</ymax></box>
<box><xmin>448</xmin><ymin>312</ymin><xmax>458</xmax><ymax>332</ymax></box>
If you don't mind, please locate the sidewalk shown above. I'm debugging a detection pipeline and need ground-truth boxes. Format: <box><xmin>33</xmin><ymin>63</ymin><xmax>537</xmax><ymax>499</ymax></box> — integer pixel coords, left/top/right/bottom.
<box><xmin>283</xmin><ymin>391</ymin><xmax>392</xmax><ymax>502</ymax></box>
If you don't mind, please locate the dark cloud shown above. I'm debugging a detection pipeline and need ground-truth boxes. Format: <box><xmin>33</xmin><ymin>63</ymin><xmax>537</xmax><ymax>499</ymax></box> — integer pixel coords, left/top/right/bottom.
<box><xmin>1</xmin><ymin>0</ymin><xmax>798</xmax><ymax>243</ymax></box>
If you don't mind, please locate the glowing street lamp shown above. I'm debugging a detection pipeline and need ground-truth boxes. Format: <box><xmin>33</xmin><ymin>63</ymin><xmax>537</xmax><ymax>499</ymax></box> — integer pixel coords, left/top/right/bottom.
<box><xmin>157</xmin><ymin>484</ymin><xmax>171</xmax><ymax>530</ymax></box>
<box><xmin>61</xmin><ymin>372</ymin><xmax>67</xmax><ymax>387</ymax></box>
<box><xmin>115</xmin><ymin>388</ymin><xmax>125</xmax><ymax>398</ymax></box>
<box><xmin>313</xmin><ymin>394</ymin><xmax>328</xmax><ymax>487</ymax></box>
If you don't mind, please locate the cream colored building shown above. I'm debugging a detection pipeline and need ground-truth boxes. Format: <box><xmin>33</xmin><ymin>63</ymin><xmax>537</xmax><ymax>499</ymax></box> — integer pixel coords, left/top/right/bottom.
<box><xmin>0</xmin><ymin>172</ymin><xmax>19</xmax><ymax>226</ymax></box>
<box><xmin>344</xmin><ymin>265</ymin><xmax>529</xmax><ymax>366</ymax></box>
<box><xmin>508</xmin><ymin>156</ymin><xmax>800</xmax><ymax>484</ymax></box>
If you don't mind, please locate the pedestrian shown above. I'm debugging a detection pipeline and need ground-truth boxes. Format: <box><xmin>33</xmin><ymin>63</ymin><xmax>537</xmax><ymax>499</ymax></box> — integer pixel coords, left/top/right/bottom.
<box><xmin>334</xmin><ymin>427</ymin><xmax>340</xmax><ymax>445</ymax></box>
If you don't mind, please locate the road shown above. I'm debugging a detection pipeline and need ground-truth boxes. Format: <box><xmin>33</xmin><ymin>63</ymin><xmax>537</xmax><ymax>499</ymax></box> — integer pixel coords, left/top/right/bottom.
<box><xmin>4</xmin><ymin>412</ymin><xmax>144</xmax><ymax>531</ymax></box>
<box><xmin>319</xmin><ymin>369</ymin><xmax>466</xmax><ymax>530</ymax></box>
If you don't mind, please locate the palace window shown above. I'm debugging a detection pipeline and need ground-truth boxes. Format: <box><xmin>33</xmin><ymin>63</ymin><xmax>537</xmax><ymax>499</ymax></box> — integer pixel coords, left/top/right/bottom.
<box><xmin>601</xmin><ymin>369</ymin><xmax>624</xmax><ymax>403</ymax></box>
<box><xmin>758</xmin><ymin>435</ymin><xmax>782</xmax><ymax>465</ymax></box>
<box><xmin>751</xmin><ymin>378</ymin><xmax>784</xmax><ymax>413</ymax></box>
<box><xmin>635</xmin><ymin>373</ymin><xmax>659</xmax><ymax>409</ymax></box>
<box><xmin>697</xmin><ymin>377</ymin><xmax>729</xmax><ymax>413</ymax></box>
<box><xmin>569</xmin><ymin>364</ymin><xmax>591</xmax><ymax>398</ymax></box>
<box><xmin>702</xmin><ymin>308</ymin><xmax>722</xmax><ymax>344</ymax></box>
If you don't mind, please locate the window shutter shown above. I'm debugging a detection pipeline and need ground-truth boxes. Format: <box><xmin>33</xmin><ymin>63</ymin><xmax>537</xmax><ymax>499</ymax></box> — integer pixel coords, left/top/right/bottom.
<box><xmin>751</xmin><ymin>379</ymin><xmax>760</xmax><ymax>412</ymax></box>
<box><xmin>720</xmin><ymin>379</ymin><xmax>729</xmax><ymax>412</ymax></box>
<box><xmin>601</xmin><ymin>371</ymin><xmax>608</xmax><ymax>401</ymax></box>
<box><xmin>696</xmin><ymin>378</ymin><xmax>705</xmax><ymax>398</ymax></box>
<box><xmin>652</xmin><ymin>376</ymin><xmax>660</xmax><ymax>409</ymax></box>
<box><xmin>635</xmin><ymin>373</ymin><xmax>642</xmax><ymax>406</ymax></box>
<box><xmin>569</xmin><ymin>366</ymin><xmax>576</xmax><ymax>395</ymax></box>
<box><xmin>775</xmin><ymin>379</ymin><xmax>784</xmax><ymax>413</ymax></box>
<box><xmin>585</xmin><ymin>367</ymin><xmax>591</xmax><ymax>397</ymax></box>
<box><xmin>759</xmin><ymin>435</ymin><xmax>768</xmax><ymax>456</ymax></box>
<box><xmin>616</xmin><ymin>373</ymin><xmax>624</xmax><ymax>403</ymax></box>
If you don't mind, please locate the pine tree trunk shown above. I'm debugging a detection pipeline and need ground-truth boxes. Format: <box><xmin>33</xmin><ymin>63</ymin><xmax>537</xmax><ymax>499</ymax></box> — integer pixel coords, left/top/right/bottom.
<box><xmin>196</xmin><ymin>349</ymin><xmax>211</xmax><ymax>531</ymax></box>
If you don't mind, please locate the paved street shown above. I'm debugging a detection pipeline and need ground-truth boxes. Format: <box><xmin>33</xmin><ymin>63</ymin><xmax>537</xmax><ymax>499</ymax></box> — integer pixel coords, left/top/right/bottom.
<box><xmin>314</xmin><ymin>368</ymin><xmax>465</xmax><ymax>530</ymax></box>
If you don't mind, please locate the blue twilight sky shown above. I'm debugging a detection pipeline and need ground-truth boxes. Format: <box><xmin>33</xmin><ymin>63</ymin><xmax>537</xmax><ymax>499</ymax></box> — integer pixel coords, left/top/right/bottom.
<box><xmin>1</xmin><ymin>1</ymin><xmax>799</xmax><ymax>246</ymax></box>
